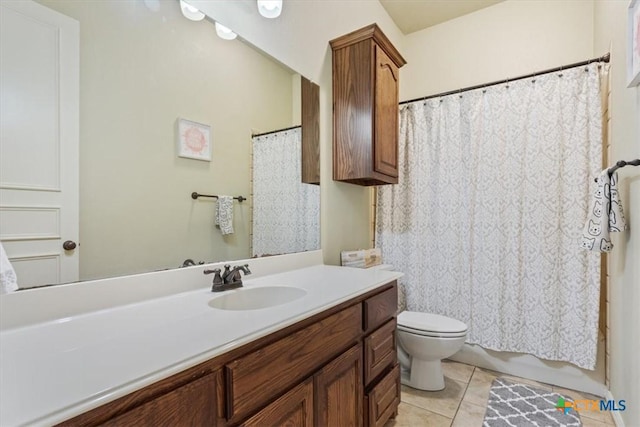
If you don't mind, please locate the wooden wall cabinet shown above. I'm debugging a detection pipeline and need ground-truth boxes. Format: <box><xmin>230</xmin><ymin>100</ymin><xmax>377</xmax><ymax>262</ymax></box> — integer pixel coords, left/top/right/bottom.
<box><xmin>59</xmin><ymin>282</ymin><xmax>399</xmax><ymax>427</ymax></box>
<box><xmin>331</xmin><ymin>24</ymin><xmax>406</xmax><ymax>186</ymax></box>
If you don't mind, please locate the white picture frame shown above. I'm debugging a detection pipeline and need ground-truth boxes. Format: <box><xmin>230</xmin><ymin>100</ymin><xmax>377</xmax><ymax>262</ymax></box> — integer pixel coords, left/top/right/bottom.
<box><xmin>177</xmin><ymin>118</ymin><xmax>212</xmax><ymax>161</ymax></box>
<box><xmin>628</xmin><ymin>0</ymin><xmax>640</xmax><ymax>87</ymax></box>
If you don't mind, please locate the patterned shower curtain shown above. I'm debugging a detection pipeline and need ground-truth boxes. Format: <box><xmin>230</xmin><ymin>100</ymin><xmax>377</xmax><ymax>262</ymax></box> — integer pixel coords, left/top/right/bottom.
<box><xmin>252</xmin><ymin>128</ymin><xmax>320</xmax><ymax>257</ymax></box>
<box><xmin>376</xmin><ymin>63</ymin><xmax>605</xmax><ymax>369</ymax></box>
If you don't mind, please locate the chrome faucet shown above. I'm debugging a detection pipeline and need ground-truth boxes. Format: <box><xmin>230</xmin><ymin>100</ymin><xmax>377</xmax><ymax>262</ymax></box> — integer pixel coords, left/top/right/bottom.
<box><xmin>222</xmin><ymin>264</ymin><xmax>251</xmax><ymax>284</ymax></box>
<box><xmin>181</xmin><ymin>259</ymin><xmax>204</xmax><ymax>267</ymax></box>
<box><xmin>205</xmin><ymin>264</ymin><xmax>251</xmax><ymax>292</ymax></box>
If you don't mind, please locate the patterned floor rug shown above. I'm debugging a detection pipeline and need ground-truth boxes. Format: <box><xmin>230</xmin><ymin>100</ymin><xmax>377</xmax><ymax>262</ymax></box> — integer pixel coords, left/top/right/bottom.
<box><xmin>483</xmin><ymin>377</ymin><xmax>582</xmax><ymax>427</ymax></box>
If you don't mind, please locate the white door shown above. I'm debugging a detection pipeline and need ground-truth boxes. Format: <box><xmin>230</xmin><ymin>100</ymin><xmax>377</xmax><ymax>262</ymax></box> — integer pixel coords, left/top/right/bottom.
<box><xmin>0</xmin><ymin>1</ymin><xmax>79</xmax><ymax>288</ymax></box>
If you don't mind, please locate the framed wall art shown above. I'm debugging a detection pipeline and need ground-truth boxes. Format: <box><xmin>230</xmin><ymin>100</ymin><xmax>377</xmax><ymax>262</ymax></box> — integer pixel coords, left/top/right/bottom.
<box><xmin>177</xmin><ymin>118</ymin><xmax>212</xmax><ymax>161</ymax></box>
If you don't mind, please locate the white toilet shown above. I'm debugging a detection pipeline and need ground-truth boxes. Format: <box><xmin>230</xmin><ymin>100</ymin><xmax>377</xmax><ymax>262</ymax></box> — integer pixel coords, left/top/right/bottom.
<box><xmin>396</xmin><ymin>311</ymin><xmax>468</xmax><ymax>391</ymax></box>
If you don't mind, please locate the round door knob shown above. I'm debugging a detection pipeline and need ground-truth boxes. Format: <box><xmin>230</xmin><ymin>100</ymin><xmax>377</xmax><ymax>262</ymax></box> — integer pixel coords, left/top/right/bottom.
<box><xmin>63</xmin><ymin>240</ymin><xmax>77</xmax><ymax>251</ymax></box>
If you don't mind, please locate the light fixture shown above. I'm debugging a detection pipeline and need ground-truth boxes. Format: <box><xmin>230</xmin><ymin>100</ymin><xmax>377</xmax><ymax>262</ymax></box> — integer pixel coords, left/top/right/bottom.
<box><xmin>180</xmin><ymin>0</ymin><xmax>205</xmax><ymax>21</ymax></box>
<box><xmin>215</xmin><ymin>22</ymin><xmax>237</xmax><ymax>40</ymax></box>
<box><xmin>257</xmin><ymin>0</ymin><xmax>282</xmax><ymax>19</ymax></box>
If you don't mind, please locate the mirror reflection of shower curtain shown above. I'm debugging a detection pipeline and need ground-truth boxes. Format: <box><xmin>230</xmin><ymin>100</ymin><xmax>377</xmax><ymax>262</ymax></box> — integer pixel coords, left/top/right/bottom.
<box><xmin>252</xmin><ymin>128</ymin><xmax>320</xmax><ymax>257</ymax></box>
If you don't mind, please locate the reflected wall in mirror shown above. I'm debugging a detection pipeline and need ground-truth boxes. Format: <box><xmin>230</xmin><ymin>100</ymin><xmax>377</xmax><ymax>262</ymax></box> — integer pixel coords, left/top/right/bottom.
<box><xmin>0</xmin><ymin>0</ymin><xmax>320</xmax><ymax>287</ymax></box>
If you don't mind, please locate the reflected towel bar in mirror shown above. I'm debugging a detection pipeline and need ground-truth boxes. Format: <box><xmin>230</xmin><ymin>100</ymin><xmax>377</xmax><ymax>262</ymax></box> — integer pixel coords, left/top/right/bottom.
<box><xmin>191</xmin><ymin>192</ymin><xmax>246</xmax><ymax>202</ymax></box>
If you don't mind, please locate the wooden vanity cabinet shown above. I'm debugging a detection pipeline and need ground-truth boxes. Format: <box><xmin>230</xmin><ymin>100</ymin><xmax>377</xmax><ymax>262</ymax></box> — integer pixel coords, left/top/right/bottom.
<box><xmin>58</xmin><ymin>282</ymin><xmax>399</xmax><ymax>427</ymax></box>
<box><xmin>330</xmin><ymin>24</ymin><xmax>406</xmax><ymax>186</ymax></box>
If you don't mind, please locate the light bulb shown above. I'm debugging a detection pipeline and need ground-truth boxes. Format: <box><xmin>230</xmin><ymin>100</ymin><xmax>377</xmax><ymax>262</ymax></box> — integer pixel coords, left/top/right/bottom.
<box><xmin>180</xmin><ymin>0</ymin><xmax>205</xmax><ymax>21</ymax></box>
<box><xmin>215</xmin><ymin>22</ymin><xmax>237</xmax><ymax>40</ymax></box>
<box><xmin>257</xmin><ymin>0</ymin><xmax>282</xmax><ymax>19</ymax></box>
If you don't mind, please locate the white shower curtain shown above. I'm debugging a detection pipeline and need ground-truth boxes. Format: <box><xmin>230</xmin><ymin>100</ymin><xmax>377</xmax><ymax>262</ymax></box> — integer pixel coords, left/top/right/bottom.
<box><xmin>376</xmin><ymin>63</ymin><xmax>604</xmax><ymax>369</ymax></box>
<box><xmin>252</xmin><ymin>128</ymin><xmax>320</xmax><ymax>257</ymax></box>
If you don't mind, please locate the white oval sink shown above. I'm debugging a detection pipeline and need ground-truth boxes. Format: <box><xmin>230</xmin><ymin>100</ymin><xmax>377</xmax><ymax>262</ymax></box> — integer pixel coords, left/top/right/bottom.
<box><xmin>208</xmin><ymin>286</ymin><xmax>307</xmax><ymax>311</ymax></box>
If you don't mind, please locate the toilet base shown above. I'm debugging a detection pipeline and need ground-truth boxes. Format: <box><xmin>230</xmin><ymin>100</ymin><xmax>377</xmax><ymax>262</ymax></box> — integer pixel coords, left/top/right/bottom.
<box><xmin>400</xmin><ymin>359</ymin><xmax>445</xmax><ymax>391</ymax></box>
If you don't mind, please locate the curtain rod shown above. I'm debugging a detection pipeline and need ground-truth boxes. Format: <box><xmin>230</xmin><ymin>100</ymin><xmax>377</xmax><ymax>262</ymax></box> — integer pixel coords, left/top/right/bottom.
<box><xmin>399</xmin><ymin>53</ymin><xmax>611</xmax><ymax>106</ymax></box>
<box><xmin>252</xmin><ymin>124</ymin><xmax>301</xmax><ymax>138</ymax></box>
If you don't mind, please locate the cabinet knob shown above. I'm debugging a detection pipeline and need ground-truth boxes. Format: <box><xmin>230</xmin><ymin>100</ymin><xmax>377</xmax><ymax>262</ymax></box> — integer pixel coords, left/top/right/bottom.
<box><xmin>63</xmin><ymin>240</ymin><xmax>77</xmax><ymax>251</ymax></box>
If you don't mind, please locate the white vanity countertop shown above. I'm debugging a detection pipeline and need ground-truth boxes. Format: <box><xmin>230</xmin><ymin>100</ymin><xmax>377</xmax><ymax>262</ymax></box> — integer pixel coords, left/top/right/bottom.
<box><xmin>0</xmin><ymin>265</ymin><xmax>402</xmax><ymax>426</ymax></box>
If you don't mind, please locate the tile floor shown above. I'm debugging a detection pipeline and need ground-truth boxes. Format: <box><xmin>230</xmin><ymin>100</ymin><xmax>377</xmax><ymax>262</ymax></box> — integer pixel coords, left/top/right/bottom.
<box><xmin>385</xmin><ymin>360</ymin><xmax>615</xmax><ymax>427</ymax></box>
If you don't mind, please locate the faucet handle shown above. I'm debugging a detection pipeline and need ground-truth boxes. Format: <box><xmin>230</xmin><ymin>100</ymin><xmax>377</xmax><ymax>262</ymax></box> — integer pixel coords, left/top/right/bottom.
<box><xmin>204</xmin><ymin>268</ymin><xmax>223</xmax><ymax>287</ymax></box>
<box><xmin>242</xmin><ymin>264</ymin><xmax>252</xmax><ymax>275</ymax></box>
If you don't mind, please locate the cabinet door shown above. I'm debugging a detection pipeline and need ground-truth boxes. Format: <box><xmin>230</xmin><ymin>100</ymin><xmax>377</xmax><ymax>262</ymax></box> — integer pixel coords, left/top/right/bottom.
<box><xmin>364</xmin><ymin>365</ymin><xmax>400</xmax><ymax>427</ymax></box>
<box><xmin>314</xmin><ymin>344</ymin><xmax>363</xmax><ymax>427</ymax></box>
<box><xmin>100</xmin><ymin>373</ymin><xmax>217</xmax><ymax>426</ymax></box>
<box><xmin>241</xmin><ymin>378</ymin><xmax>313</xmax><ymax>427</ymax></box>
<box><xmin>373</xmin><ymin>44</ymin><xmax>399</xmax><ymax>178</ymax></box>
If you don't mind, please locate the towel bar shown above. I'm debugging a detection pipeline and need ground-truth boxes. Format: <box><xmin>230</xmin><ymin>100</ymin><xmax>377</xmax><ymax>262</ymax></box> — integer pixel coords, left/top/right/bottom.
<box><xmin>594</xmin><ymin>159</ymin><xmax>640</xmax><ymax>182</ymax></box>
<box><xmin>191</xmin><ymin>192</ymin><xmax>246</xmax><ymax>202</ymax></box>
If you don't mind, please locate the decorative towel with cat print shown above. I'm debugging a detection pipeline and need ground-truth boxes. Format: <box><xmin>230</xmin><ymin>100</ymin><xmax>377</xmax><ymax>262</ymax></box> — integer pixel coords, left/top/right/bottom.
<box><xmin>581</xmin><ymin>170</ymin><xmax>626</xmax><ymax>252</ymax></box>
<box><xmin>214</xmin><ymin>196</ymin><xmax>234</xmax><ymax>235</ymax></box>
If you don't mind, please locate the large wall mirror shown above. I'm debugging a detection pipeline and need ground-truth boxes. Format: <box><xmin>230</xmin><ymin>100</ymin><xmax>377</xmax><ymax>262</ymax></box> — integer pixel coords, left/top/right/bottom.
<box><xmin>0</xmin><ymin>0</ymin><xmax>320</xmax><ymax>287</ymax></box>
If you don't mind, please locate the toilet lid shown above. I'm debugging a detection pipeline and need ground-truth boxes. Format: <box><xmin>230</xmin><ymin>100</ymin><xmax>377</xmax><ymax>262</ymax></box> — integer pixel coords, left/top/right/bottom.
<box><xmin>398</xmin><ymin>311</ymin><xmax>468</xmax><ymax>334</ymax></box>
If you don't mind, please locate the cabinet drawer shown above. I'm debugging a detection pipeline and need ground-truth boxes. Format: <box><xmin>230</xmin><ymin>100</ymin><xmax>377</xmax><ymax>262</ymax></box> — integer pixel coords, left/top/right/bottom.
<box><xmin>364</xmin><ymin>319</ymin><xmax>396</xmax><ymax>386</ymax></box>
<box><xmin>363</xmin><ymin>283</ymin><xmax>397</xmax><ymax>333</ymax></box>
<box><xmin>364</xmin><ymin>364</ymin><xmax>400</xmax><ymax>427</ymax></box>
<box><xmin>100</xmin><ymin>373</ymin><xmax>217</xmax><ymax>427</ymax></box>
<box><xmin>226</xmin><ymin>304</ymin><xmax>362</xmax><ymax>423</ymax></box>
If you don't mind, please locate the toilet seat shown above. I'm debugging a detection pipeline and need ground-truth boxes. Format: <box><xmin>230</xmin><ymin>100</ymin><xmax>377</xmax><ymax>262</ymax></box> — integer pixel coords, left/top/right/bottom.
<box><xmin>398</xmin><ymin>311</ymin><xmax>468</xmax><ymax>338</ymax></box>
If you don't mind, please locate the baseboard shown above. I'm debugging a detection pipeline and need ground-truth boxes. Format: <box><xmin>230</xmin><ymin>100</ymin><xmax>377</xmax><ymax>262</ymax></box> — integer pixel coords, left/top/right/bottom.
<box><xmin>450</xmin><ymin>342</ymin><xmax>607</xmax><ymax>397</ymax></box>
<box><xmin>605</xmin><ymin>390</ymin><xmax>626</xmax><ymax>427</ymax></box>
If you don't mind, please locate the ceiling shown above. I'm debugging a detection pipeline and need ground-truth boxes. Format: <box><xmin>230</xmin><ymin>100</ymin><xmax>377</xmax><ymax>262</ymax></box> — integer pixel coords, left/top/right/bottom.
<box><xmin>379</xmin><ymin>0</ymin><xmax>505</xmax><ymax>34</ymax></box>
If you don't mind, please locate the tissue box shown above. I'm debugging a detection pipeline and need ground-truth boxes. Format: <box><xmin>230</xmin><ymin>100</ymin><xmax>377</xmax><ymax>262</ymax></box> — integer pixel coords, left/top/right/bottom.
<box><xmin>340</xmin><ymin>248</ymin><xmax>382</xmax><ymax>268</ymax></box>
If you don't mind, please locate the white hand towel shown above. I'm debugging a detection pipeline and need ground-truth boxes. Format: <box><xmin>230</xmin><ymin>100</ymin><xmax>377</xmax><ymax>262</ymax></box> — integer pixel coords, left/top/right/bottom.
<box><xmin>581</xmin><ymin>170</ymin><xmax>627</xmax><ymax>252</ymax></box>
<box><xmin>215</xmin><ymin>196</ymin><xmax>234</xmax><ymax>235</ymax></box>
<box><xmin>1</xmin><ymin>242</ymin><xmax>18</xmax><ymax>294</ymax></box>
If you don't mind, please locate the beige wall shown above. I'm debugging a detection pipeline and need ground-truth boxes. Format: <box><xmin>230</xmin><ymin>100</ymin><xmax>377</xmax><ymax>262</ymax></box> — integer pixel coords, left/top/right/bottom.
<box><xmin>594</xmin><ymin>1</ymin><xmax>640</xmax><ymax>425</ymax></box>
<box><xmin>194</xmin><ymin>0</ymin><xmax>405</xmax><ymax>266</ymax></box>
<box><xmin>400</xmin><ymin>0</ymin><xmax>594</xmax><ymax>101</ymax></box>
<box><xmin>36</xmin><ymin>0</ymin><xmax>294</xmax><ymax>280</ymax></box>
